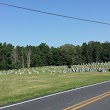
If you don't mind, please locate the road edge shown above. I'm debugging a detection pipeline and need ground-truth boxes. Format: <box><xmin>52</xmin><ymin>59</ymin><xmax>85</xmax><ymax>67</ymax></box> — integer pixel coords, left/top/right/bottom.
<box><xmin>0</xmin><ymin>80</ymin><xmax>110</xmax><ymax>109</ymax></box>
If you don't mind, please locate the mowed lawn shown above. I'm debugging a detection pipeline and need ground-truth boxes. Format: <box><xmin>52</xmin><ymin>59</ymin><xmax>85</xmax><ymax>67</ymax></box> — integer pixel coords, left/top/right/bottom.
<box><xmin>0</xmin><ymin>72</ymin><xmax>110</xmax><ymax>106</ymax></box>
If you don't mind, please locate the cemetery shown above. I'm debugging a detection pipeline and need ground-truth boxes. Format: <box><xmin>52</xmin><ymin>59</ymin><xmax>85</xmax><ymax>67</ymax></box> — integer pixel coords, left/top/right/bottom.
<box><xmin>0</xmin><ymin>62</ymin><xmax>110</xmax><ymax>75</ymax></box>
<box><xmin>0</xmin><ymin>41</ymin><xmax>110</xmax><ymax>106</ymax></box>
<box><xmin>0</xmin><ymin>62</ymin><xmax>110</xmax><ymax>106</ymax></box>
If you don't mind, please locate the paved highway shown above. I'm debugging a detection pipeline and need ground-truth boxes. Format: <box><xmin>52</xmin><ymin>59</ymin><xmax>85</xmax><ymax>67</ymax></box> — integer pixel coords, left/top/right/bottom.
<box><xmin>0</xmin><ymin>81</ymin><xmax>110</xmax><ymax>110</ymax></box>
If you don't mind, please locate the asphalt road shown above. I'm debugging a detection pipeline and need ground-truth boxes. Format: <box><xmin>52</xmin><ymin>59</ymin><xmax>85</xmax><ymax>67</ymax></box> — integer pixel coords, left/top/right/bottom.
<box><xmin>0</xmin><ymin>81</ymin><xmax>110</xmax><ymax>110</ymax></box>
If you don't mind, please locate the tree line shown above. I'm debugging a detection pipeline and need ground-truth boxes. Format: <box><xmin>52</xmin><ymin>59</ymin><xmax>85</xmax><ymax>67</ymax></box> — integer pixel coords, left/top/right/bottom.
<box><xmin>0</xmin><ymin>41</ymin><xmax>110</xmax><ymax>70</ymax></box>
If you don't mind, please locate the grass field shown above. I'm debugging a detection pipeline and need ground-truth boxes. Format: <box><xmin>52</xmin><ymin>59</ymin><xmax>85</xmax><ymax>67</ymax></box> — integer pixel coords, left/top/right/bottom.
<box><xmin>0</xmin><ymin>71</ymin><xmax>110</xmax><ymax>106</ymax></box>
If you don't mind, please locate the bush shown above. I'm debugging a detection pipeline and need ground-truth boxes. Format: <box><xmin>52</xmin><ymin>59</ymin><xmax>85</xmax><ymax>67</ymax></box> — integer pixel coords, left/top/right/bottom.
<box><xmin>68</xmin><ymin>65</ymin><xmax>71</xmax><ymax>68</ymax></box>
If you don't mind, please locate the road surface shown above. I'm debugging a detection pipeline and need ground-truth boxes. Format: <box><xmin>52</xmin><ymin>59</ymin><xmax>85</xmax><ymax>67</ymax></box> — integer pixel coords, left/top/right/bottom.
<box><xmin>0</xmin><ymin>81</ymin><xmax>110</xmax><ymax>110</ymax></box>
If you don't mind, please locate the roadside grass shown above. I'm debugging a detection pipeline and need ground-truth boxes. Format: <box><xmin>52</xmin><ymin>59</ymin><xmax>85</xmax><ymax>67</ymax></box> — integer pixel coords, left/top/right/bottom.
<box><xmin>0</xmin><ymin>72</ymin><xmax>110</xmax><ymax>106</ymax></box>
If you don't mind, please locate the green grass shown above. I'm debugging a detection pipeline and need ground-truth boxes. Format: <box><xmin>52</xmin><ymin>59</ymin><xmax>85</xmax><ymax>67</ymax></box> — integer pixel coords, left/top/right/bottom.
<box><xmin>0</xmin><ymin>72</ymin><xmax>110</xmax><ymax>106</ymax></box>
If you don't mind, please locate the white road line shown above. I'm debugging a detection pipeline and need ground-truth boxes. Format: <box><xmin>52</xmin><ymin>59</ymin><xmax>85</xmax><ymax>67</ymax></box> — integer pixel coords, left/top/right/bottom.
<box><xmin>0</xmin><ymin>80</ymin><xmax>110</xmax><ymax>109</ymax></box>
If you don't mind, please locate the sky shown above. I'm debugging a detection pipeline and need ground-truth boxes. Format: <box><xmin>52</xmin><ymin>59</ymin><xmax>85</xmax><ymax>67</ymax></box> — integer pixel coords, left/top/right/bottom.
<box><xmin>0</xmin><ymin>0</ymin><xmax>110</xmax><ymax>47</ymax></box>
